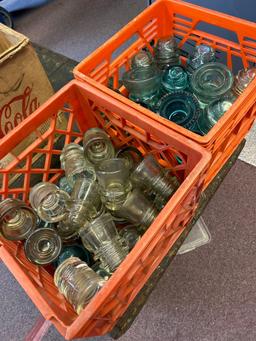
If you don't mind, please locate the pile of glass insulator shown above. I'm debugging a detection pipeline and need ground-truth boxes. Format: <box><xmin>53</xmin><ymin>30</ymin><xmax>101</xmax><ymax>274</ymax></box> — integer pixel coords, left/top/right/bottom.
<box><xmin>121</xmin><ymin>36</ymin><xmax>256</xmax><ymax>135</ymax></box>
<box><xmin>0</xmin><ymin>127</ymin><xmax>180</xmax><ymax>314</ymax></box>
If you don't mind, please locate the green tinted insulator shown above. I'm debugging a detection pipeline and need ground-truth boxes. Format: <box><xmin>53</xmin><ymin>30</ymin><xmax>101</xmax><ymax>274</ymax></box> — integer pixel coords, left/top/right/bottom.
<box><xmin>193</xmin><ymin>112</ymin><xmax>213</xmax><ymax>136</ymax></box>
<box><xmin>207</xmin><ymin>98</ymin><xmax>234</xmax><ymax>126</ymax></box>
<box><xmin>131</xmin><ymin>50</ymin><xmax>154</xmax><ymax>69</ymax></box>
<box><xmin>191</xmin><ymin>62</ymin><xmax>234</xmax><ymax>104</ymax></box>
<box><xmin>57</xmin><ymin>245</ymin><xmax>92</xmax><ymax>266</ymax></box>
<box><xmin>158</xmin><ymin>91</ymin><xmax>201</xmax><ymax>130</ymax></box>
<box><xmin>154</xmin><ymin>36</ymin><xmax>180</xmax><ymax>70</ymax></box>
<box><xmin>129</xmin><ymin>90</ymin><xmax>163</xmax><ymax>112</ymax></box>
<box><xmin>123</xmin><ymin>65</ymin><xmax>162</xmax><ymax>109</ymax></box>
<box><xmin>193</xmin><ymin>97</ymin><xmax>234</xmax><ymax>136</ymax></box>
<box><xmin>162</xmin><ymin>66</ymin><xmax>188</xmax><ymax>93</ymax></box>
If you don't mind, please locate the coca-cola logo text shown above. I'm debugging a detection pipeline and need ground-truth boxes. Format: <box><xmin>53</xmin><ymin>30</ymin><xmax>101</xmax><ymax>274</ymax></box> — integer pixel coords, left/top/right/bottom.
<box><xmin>0</xmin><ymin>86</ymin><xmax>40</xmax><ymax>137</ymax></box>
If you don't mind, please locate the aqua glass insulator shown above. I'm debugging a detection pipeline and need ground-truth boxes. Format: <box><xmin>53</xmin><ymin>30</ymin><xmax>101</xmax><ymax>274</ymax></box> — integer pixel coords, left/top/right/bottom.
<box><xmin>187</xmin><ymin>44</ymin><xmax>216</xmax><ymax>73</ymax></box>
<box><xmin>91</xmin><ymin>261</ymin><xmax>112</xmax><ymax>279</ymax></box>
<box><xmin>36</xmin><ymin>217</ymin><xmax>56</xmax><ymax>230</ymax></box>
<box><xmin>130</xmin><ymin>90</ymin><xmax>164</xmax><ymax>112</ymax></box>
<box><xmin>222</xmin><ymin>90</ymin><xmax>237</xmax><ymax>103</ymax></box>
<box><xmin>158</xmin><ymin>91</ymin><xmax>201</xmax><ymax>130</ymax></box>
<box><xmin>122</xmin><ymin>65</ymin><xmax>162</xmax><ymax>110</ymax></box>
<box><xmin>94</xmin><ymin>267</ymin><xmax>111</xmax><ymax>280</ymax></box>
<box><xmin>154</xmin><ymin>36</ymin><xmax>180</xmax><ymax>70</ymax></box>
<box><xmin>161</xmin><ymin>66</ymin><xmax>188</xmax><ymax>93</ymax></box>
<box><xmin>194</xmin><ymin>97</ymin><xmax>235</xmax><ymax>136</ymax></box>
<box><xmin>131</xmin><ymin>50</ymin><xmax>154</xmax><ymax>69</ymax></box>
<box><xmin>207</xmin><ymin>98</ymin><xmax>234</xmax><ymax>126</ymax></box>
<box><xmin>57</xmin><ymin>245</ymin><xmax>92</xmax><ymax>266</ymax></box>
<box><xmin>193</xmin><ymin>111</ymin><xmax>213</xmax><ymax>136</ymax></box>
<box><xmin>233</xmin><ymin>67</ymin><xmax>256</xmax><ymax>96</ymax></box>
<box><xmin>191</xmin><ymin>62</ymin><xmax>234</xmax><ymax>105</ymax></box>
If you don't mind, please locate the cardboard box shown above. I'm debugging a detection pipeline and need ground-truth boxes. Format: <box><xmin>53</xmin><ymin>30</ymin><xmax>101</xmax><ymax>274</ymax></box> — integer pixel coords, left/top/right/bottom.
<box><xmin>0</xmin><ymin>24</ymin><xmax>65</xmax><ymax>177</ymax></box>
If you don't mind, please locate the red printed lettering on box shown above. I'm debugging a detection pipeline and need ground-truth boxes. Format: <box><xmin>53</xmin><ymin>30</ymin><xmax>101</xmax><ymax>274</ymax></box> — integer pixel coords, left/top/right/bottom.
<box><xmin>0</xmin><ymin>86</ymin><xmax>40</xmax><ymax>137</ymax></box>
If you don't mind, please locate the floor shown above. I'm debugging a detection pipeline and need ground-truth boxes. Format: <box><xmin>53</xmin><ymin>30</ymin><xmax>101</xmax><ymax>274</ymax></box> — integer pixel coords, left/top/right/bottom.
<box><xmin>0</xmin><ymin>1</ymin><xmax>256</xmax><ymax>340</ymax></box>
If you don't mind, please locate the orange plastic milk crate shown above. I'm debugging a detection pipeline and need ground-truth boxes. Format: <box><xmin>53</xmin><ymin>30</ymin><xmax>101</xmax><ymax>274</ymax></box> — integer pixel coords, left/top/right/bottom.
<box><xmin>74</xmin><ymin>0</ymin><xmax>256</xmax><ymax>189</ymax></box>
<box><xmin>0</xmin><ymin>80</ymin><xmax>210</xmax><ymax>339</ymax></box>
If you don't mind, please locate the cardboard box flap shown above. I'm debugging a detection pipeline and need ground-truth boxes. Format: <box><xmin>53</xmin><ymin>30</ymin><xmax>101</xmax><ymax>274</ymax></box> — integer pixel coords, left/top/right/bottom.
<box><xmin>0</xmin><ymin>23</ymin><xmax>29</xmax><ymax>63</ymax></box>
